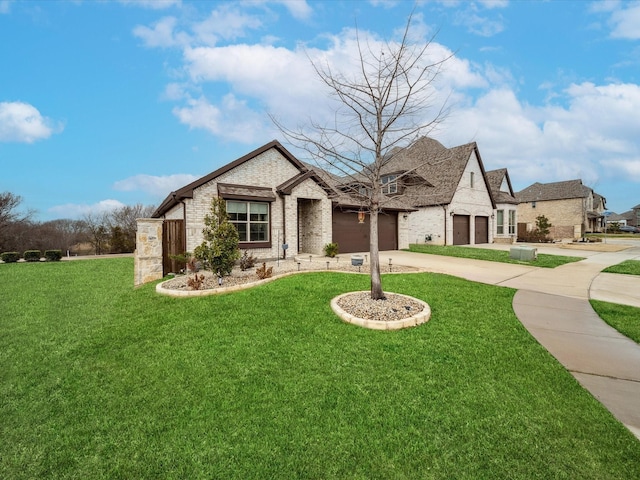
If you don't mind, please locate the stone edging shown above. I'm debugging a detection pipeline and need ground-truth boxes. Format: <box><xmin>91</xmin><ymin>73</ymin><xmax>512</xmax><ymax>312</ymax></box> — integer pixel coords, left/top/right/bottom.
<box><xmin>155</xmin><ymin>269</ymin><xmax>425</xmax><ymax>297</ymax></box>
<box><xmin>330</xmin><ymin>291</ymin><xmax>431</xmax><ymax>330</ymax></box>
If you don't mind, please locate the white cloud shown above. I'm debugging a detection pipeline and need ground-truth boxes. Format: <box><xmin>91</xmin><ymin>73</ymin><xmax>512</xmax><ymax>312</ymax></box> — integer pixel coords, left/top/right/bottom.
<box><xmin>192</xmin><ymin>5</ymin><xmax>262</xmax><ymax>45</ymax></box>
<box><xmin>608</xmin><ymin>3</ymin><xmax>640</xmax><ymax>39</ymax></box>
<box><xmin>133</xmin><ymin>16</ymin><xmax>191</xmax><ymax>48</ymax></box>
<box><xmin>438</xmin><ymin>81</ymin><xmax>640</xmax><ymax>187</ymax></box>
<box><xmin>118</xmin><ymin>0</ymin><xmax>181</xmax><ymax>10</ymax></box>
<box><xmin>0</xmin><ymin>101</ymin><xmax>62</xmax><ymax>143</ymax></box>
<box><xmin>113</xmin><ymin>173</ymin><xmax>200</xmax><ymax>195</ymax></box>
<box><xmin>172</xmin><ymin>94</ymin><xmax>269</xmax><ymax>143</ymax></box>
<box><xmin>244</xmin><ymin>0</ymin><xmax>313</xmax><ymax>20</ymax></box>
<box><xmin>48</xmin><ymin>199</ymin><xmax>126</xmax><ymax>219</ymax></box>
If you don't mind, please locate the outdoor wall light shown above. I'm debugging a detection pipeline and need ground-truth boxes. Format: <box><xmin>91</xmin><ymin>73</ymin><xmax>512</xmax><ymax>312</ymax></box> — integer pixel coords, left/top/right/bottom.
<box><xmin>358</xmin><ymin>210</ymin><xmax>366</xmax><ymax>223</ymax></box>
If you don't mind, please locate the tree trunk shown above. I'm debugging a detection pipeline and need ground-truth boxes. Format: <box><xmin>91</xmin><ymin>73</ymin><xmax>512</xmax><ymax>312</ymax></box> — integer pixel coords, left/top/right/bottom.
<box><xmin>369</xmin><ymin>206</ymin><xmax>384</xmax><ymax>300</ymax></box>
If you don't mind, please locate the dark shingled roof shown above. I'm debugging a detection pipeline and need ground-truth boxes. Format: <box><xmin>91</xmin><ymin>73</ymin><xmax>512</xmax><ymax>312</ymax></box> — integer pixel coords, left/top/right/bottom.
<box><xmin>516</xmin><ymin>179</ymin><xmax>592</xmax><ymax>203</ymax></box>
<box><xmin>485</xmin><ymin>168</ymin><xmax>518</xmax><ymax>205</ymax></box>
<box><xmin>152</xmin><ymin>140</ymin><xmax>331</xmax><ymax>218</ymax></box>
<box><xmin>377</xmin><ymin>137</ymin><xmax>495</xmax><ymax>208</ymax></box>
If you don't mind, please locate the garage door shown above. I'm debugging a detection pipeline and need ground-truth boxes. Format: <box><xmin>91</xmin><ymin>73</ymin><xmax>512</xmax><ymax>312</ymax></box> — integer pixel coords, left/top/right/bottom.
<box><xmin>452</xmin><ymin>215</ymin><xmax>470</xmax><ymax>245</ymax></box>
<box><xmin>332</xmin><ymin>210</ymin><xmax>398</xmax><ymax>253</ymax></box>
<box><xmin>475</xmin><ymin>216</ymin><xmax>489</xmax><ymax>244</ymax></box>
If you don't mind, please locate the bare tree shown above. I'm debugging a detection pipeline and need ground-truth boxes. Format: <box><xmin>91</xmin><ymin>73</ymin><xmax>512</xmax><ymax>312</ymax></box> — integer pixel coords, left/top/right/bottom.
<box><xmin>106</xmin><ymin>204</ymin><xmax>155</xmax><ymax>253</ymax></box>
<box><xmin>83</xmin><ymin>212</ymin><xmax>110</xmax><ymax>255</ymax></box>
<box><xmin>0</xmin><ymin>192</ymin><xmax>33</xmax><ymax>251</ymax></box>
<box><xmin>273</xmin><ymin>14</ymin><xmax>451</xmax><ymax>299</ymax></box>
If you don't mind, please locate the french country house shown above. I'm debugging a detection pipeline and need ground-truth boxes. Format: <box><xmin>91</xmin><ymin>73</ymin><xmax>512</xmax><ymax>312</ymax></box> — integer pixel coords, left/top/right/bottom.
<box><xmin>515</xmin><ymin>179</ymin><xmax>607</xmax><ymax>241</ymax></box>
<box><xmin>135</xmin><ymin>137</ymin><xmax>501</xmax><ymax>285</ymax></box>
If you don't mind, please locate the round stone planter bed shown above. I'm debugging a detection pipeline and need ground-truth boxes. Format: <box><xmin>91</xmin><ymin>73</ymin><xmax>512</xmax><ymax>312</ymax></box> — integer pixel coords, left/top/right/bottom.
<box><xmin>331</xmin><ymin>291</ymin><xmax>431</xmax><ymax>330</ymax></box>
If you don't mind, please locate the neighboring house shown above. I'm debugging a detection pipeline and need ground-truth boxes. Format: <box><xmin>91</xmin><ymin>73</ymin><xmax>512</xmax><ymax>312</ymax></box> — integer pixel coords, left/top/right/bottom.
<box><xmin>140</xmin><ymin>137</ymin><xmax>499</xmax><ymax>279</ymax></box>
<box><xmin>605</xmin><ymin>212</ymin><xmax>628</xmax><ymax>227</ymax></box>
<box><xmin>632</xmin><ymin>204</ymin><xmax>640</xmax><ymax>227</ymax></box>
<box><xmin>369</xmin><ymin>137</ymin><xmax>497</xmax><ymax>247</ymax></box>
<box><xmin>485</xmin><ymin>168</ymin><xmax>518</xmax><ymax>244</ymax></box>
<box><xmin>515</xmin><ymin>179</ymin><xmax>607</xmax><ymax>240</ymax></box>
<box><xmin>610</xmin><ymin>205</ymin><xmax>640</xmax><ymax>228</ymax></box>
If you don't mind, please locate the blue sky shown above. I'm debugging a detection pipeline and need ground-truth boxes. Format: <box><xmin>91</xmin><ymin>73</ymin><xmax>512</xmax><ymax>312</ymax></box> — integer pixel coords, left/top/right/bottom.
<box><xmin>1</xmin><ymin>0</ymin><xmax>639</xmax><ymax>221</ymax></box>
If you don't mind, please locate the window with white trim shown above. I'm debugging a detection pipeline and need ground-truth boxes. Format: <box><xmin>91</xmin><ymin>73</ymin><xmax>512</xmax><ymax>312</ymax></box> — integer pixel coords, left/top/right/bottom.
<box><xmin>496</xmin><ymin>209</ymin><xmax>504</xmax><ymax>235</ymax></box>
<box><xmin>508</xmin><ymin>209</ymin><xmax>516</xmax><ymax>235</ymax></box>
<box><xmin>226</xmin><ymin>200</ymin><xmax>269</xmax><ymax>243</ymax></box>
<box><xmin>381</xmin><ymin>175</ymin><xmax>397</xmax><ymax>194</ymax></box>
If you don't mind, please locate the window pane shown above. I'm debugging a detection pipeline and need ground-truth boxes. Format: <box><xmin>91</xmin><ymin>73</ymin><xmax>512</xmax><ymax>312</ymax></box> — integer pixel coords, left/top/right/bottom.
<box><xmin>496</xmin><ymin>210</ymin><xmax>504</xmax><ymax>235</ymax></box>
<box><xmin>249</xmin><ymin>202</ymin><xmax>268</xmax><ymax>222</ymax></box>
<box><xmin>227</xmin><ymin>201</ymin><xmax>247</xmax><ymax>221</ymax></box>
<box><xmin>250</xmin><ymin>223</ymin><xmax>268</xmax><ymax>241</ymax></box>
<box><xmin>233</xmin><ymin>222</ymin><xmax>248</xmax><ymax>242</ymax></box>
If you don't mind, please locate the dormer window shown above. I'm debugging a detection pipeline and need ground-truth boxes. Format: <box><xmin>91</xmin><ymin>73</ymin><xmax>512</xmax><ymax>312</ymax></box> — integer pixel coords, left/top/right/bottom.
<box><xmin>381</xmin><ymin>174</ymin><xmax>398</xmax><ymax>194</ymax></box>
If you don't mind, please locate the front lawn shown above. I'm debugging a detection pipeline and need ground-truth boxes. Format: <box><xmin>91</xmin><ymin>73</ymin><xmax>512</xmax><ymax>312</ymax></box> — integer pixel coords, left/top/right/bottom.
<box><xmin>590</xmin><ymin>300</ymin><xmax>640</xmax><ymax>344</ymax></box>
<box><xmin>407</xmin><ymin>244</ymin><xmax>584</xmax><ymax>268</ymax></box>
<box><xmin>603</xmin><ymin>260</ymin><xmax>640</xmax><ymax>276</ymax></box>
<box><xmin>1</xmin><ymin>259</ymin><xmax>638</xmax><ymax>479</ymax></box>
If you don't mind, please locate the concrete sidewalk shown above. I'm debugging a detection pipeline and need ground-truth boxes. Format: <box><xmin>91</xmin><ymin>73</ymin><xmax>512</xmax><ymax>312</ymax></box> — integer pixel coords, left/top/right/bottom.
<box><xmin>384</xmin><ymin>246</ymin><xmax>640</xmax><ymax>441</ymax></box>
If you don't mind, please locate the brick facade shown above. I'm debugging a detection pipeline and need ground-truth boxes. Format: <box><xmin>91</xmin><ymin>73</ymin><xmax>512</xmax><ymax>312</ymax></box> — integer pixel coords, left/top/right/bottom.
<box><xmin>159</xmin><ymin>148</ymin><xmax>332</xmax><ymax>259</ymax></box>
<box><xmin>518</xmin><ymin>197</ymin><xmax>585</xmax><ymax>240</ymax></box>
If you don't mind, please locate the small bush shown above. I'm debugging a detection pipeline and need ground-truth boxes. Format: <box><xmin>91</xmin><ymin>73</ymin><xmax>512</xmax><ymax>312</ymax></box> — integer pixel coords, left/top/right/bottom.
<box><xmin>239</xmin><ymin>250</ymin><xmax>257</xmax><ymax>271</ymax></box>
<box><xmin>1</xmin><ymin>252</ymin><xmax>20</xmax><ymax>263</ymax></box>
<box><xmin>323</xmin><ymin>242</ymin><xmax>339</xmax><ymax>258</ymax></box>
<box><xmin>23</xmin><ymin>250</ymin><xmax>42</xmax><ymax>262</ymax></box>
<box><xmin>256</xmin><ymin>262</ymin><xmax>273</xmax><ymax>280</ymax></box>
<box><xmin>44</xmin><ymin>250</ymin><xmax>63</xmax><ymax>262</ymax></box>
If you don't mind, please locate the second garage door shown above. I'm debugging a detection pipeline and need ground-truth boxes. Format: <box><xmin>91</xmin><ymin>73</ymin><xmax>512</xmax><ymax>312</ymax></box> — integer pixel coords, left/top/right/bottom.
<box><xmin>332</xmin><ymin>210</ymin><xmax>398</xmax><ymax>253</ymax></box>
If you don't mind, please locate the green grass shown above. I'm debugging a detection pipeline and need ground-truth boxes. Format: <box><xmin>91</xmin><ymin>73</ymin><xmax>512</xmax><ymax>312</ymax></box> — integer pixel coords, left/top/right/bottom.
<box><xmin>1</xmin><ymin>259</ymin><xmax>639</xmax><ymax>479</ymax></box>
<box><xmin>603</xmin><ymin>260</ymin><xmax>640</xmax><ymax>276</ymax></box>
<box><xmin>591</xmin><ymin>300</ymin><xmax>640</xmax><ymax>344</ymax></box>
<box><xmin>407</xmin><ymin>244</ymin><xmax>584</xmax><ymax>268</ymax></box>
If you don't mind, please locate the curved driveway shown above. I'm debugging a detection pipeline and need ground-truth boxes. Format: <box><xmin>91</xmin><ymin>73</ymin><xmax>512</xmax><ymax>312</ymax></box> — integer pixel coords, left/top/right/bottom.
<box><xmin>385</xmin><ymin>240</ymin><xmax>640</xmax><ymax>441</ymax></box>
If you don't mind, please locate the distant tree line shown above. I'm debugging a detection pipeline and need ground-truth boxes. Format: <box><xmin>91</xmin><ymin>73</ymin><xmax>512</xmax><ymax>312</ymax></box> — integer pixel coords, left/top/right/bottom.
<box><xmin>0</xmin><ymin>191</ymin><xmax>155</xmax><ymax>256</ymax></box>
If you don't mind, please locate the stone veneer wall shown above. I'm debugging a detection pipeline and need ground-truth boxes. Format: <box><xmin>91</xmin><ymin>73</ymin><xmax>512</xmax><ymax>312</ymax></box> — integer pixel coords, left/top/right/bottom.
<box><xmin>134</xmin><ymin>218</ymin><xmax>163</xmax><ymax>286</ymax></box>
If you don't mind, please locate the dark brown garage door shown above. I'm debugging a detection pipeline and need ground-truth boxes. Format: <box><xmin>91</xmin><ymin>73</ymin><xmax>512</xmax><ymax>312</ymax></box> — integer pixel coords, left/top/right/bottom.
<box><xmin>332</xmin><ymin>210</ymin><xmax>397</xmax><ymax>253</ymax></box>
<box><xmin>452</xmin><ymin>215</ymin><xmax>470</xmax><ymax>245</ymax></box>
<box><xmin>475</xmin><ymin>216</ymin><xmax>489</xmax><ymax>244</ymax></box>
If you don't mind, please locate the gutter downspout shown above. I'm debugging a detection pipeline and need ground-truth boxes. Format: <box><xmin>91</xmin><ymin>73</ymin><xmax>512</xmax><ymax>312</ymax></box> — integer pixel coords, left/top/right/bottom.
<box><xmin>279</xmin><ymin>193</ymin><xmax>286</xmax><ymax>259</ymax></box>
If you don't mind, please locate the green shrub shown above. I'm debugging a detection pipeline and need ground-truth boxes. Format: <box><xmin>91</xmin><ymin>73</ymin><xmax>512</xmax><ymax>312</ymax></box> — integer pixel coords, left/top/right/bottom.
<box><xmin>44</xmin><ymin>250</ymin><xmax>63</xmax><ymax>262</ymax></box>
<box><xmin>23</xmin><ymin>250</ymin><xmax>42</xmax><ymax>262</ymax></box>
<box><xmin>194</xmin><ymin>197</ymin><xmax>240</xmax><ymax>276</ymax></box>
<box><xmin>324</xmin><ymin>242</ymin><xmax>339</xmax><ymax>257</ymax></box>
<box><xmin>1</xmin><ymin>252</ymin><xmax>20</xmax><ymax>263</ymax></box>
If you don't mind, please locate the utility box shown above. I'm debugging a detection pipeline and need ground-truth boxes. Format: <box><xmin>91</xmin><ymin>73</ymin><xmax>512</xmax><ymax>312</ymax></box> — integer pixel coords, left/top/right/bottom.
<box><xmin>510</xmin><ymin>246</ymin><xmax>537</xmax><ymax>261</ymax></box>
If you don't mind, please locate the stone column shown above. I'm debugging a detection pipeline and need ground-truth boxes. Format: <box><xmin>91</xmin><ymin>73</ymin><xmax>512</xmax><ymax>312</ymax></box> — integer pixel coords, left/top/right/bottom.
<box><xmin>134</xmin><ymin>218</ymin><xmax>164</xmax><ymax>286</ymax></box>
